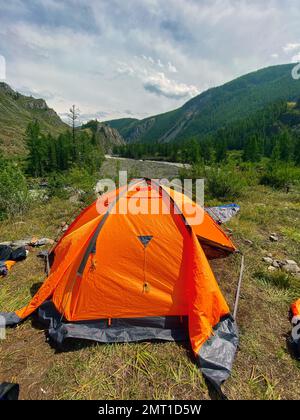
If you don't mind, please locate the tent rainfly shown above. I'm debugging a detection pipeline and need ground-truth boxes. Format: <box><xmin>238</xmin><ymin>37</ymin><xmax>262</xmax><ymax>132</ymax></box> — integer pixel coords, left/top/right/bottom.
<box><xmin>1</xmin><ymin>179</ymin><xmax>239</xmax><ymax>390</ymax></box>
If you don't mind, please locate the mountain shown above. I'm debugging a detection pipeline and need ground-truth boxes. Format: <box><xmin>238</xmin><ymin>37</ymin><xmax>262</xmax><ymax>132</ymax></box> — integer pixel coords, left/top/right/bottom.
<box><xmin>106</xmin><ymin>64</ymin><xmax>300</xmax><ymax>144</ymax></box>
<box><xmin>0</xmin><ymin>83</ymin><xmax>126</xmax><ymax>157</ymax></box>
<box><xmin>81</xmin><ymin>120</ymin><xmax>125</xmax><ymax>153</ymax></box>
<box><xmin>0</xmin><ymin>82</ymin><xmax>67</xmax><ymax>156</ymax></box>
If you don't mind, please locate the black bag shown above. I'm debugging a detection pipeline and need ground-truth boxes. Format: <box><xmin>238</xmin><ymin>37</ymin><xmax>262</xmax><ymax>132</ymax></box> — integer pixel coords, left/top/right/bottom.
<box><xmin>10</xmin><ymin>247</ymin><xmax>27</xmax><ymax>262</ymax></box>
<box><xmin>0</xmin><ymin>245</ymin><xmax>12</xmax><ymax>262</ymax></box>
<box><xmin>0</xmin><ymin>383</ymin><xmax>19</xmax><ymax>400</ymax></box>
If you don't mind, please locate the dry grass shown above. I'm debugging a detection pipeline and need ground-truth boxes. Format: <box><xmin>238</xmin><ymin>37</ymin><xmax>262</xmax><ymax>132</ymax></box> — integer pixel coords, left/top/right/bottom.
<box><xmin>0</xmin><ymin>160</ymin><xmax>300</xmax><ymax>400</ymax></box>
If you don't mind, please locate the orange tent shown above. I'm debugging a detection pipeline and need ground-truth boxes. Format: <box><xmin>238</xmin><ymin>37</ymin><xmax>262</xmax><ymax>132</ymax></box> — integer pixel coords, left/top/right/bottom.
<box><xmin>1</xmin><ymin>179</ymin><xmax>239</xmax><ymax>389</ymax></box>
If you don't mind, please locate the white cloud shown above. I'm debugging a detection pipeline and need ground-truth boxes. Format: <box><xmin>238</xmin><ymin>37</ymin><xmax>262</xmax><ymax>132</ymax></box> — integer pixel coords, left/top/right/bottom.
<box><xmin>0</xmin><ymin>55</ymin><xmax>6</xmax><ymax>80</ymax></box>
<box><xmin>1</xmin><ymin>0</ymin><xmax>300</xmax><ymax>121</ymax></box>
<box><xmin>115</xmin><ymin>57</ymin><xmax>198</xmax><ymax>100</ymax></box>
<box><xmin>116</xmin><ymin>63</ymin><xmax>135</xmax><ymax>76</ymax></box>
<box><xmin>283</xmin><ymin>43</ymin><xmax>300</xmax><ymax>53</ymax></box>
<box><xmin>291</xmin><ymin>52</ymin><xmax>300</xmax><ymax>63</ymax></box>
<box><xmin>168</xmin><ymin>61</ymin><xmax>177</xmax><ymax>73</ymax></box>
<box><xmin>143</xmin><ymin>71</ymin><xmax>199</xmax><ymax>99</ymax></box>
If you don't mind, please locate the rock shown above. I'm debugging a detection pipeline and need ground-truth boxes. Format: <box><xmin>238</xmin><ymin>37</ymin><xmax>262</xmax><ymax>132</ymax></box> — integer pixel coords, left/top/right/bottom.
<box><xmin>285</xmin><ymin>260</ymin><xmax>298</xmax><ymax>266</ymax></box>
<box><xmin>283</xmin><ymin>264</ymin><xmax>300</xmax><ymax>274</ymax></box>
<box><xmin>269</xmin><ymin>234</ymin><xmax>279</xmax><ymax>242</ymax></box>
<box><xmin>263</xmin><ymin>257</ymin><xmax>273</xmax><ymax>264</ymax></box>
<box><xmin>268</xmin><ymin>266</ymin><xmax>277</xmax><ymax>272</ymax></box>
<box><xmin>277</xmin><ymin>260</ymin><xmax>285</xmax><ymax>268</ymax></box>
<box><xmin>25</xmin><ymin>98</ymin><xmax>48</xmax><ymax>111</ymax></box>
<box><xmin>272</xmin><ymin>260</ymin><xmax>280</xmax><ymax>268</ymax></box>
<box><xmin>267</xmin><ymin>253</ymin><xmax>273</xmax><ymax>258</ymax></box>
<box><xmin>243</xmin><ymin>239</ymin><xmax>253</xmax><ymax>246</ymax></box>
<box><xmin>62</xmin><ymin>224</ymin><xmax>69</xmax><ymax>232</ymax></box>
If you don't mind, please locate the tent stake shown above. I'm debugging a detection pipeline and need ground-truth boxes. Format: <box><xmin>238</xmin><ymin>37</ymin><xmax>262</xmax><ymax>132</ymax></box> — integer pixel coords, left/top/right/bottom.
<box><xmin>233</xmin><ymin>253</ymin><xmax>245</xmax><ymax>320</ymax></box>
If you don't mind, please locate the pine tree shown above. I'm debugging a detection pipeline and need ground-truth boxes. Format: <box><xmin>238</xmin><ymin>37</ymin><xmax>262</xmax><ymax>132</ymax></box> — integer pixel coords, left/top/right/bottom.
<box><xmin>215</xmin><ymin>131</ymin><xmax>227</xmax><ymax>162</ymax></box>
<box><xmin>68</xmin><ymin>105</ymin><xmax>80</xmax><ymax>159</ymax></box>
<box><xmin>278</xmin><ymin>129</ymin><xmax>294</xmax><ymax>163</ymax></box>
<box><xmin>270</xmin><ymin>139</ymin><xmax>281</xmax><ymax>164</ymax></box>
<box><xmin>25</xmin><ymin>121</ymin><xmax>47</xmax><ymax>177</ymax></box>
<box><xmin>243</xmin><ymin>135</ymin><xmax>260</xmax><ymax>162</ymax></box>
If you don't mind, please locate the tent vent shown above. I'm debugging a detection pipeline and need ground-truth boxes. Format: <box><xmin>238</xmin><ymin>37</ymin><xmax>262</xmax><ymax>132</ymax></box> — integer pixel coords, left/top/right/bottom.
<box><xmin>138</xmin><ymin>236</ymin><xmax>153</xmax><ymax>247</ymax></box>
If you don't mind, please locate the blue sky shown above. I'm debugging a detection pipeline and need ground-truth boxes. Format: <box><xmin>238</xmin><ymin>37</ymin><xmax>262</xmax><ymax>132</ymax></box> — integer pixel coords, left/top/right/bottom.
<box><xmin>0</xmin><ymin>0</ymin><xmax>300</xmax><ymax>122</ymax></box>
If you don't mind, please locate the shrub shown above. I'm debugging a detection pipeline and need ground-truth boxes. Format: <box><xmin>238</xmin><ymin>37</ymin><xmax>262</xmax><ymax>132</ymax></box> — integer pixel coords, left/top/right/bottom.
<box><xmin>47</xmin><ymin>172</ymin><xmax>70</xmax><ymax>199</ymax></box>
<box><xmin>259</xmin><ymin>165</ymin><xmax>300</xmax><ymax>190</ymax></box>
<box><xmin>0</xmin><ymin>162</ymin><xmax>30</xmax><ymax>219</ymax></box>
<box><xmin>64</xmin><ymin>166</ymin><xmax>97</xmax><ymax>193</ymax></box>
<box><xmin>65</xmin><ymin>167</ymin><xmax>98</xmax><ymax>205</ymax></box>
<box><xmin>47</xmin><ymin>167</ymin><xmax>98</xmax><ymax>205</ymax></box>
<box><xmin>205</xmin><ymin>167</ymin><xmax>245</xmax><ymax>201</ymax></box>
<box><xmin>180</xmin><ymin>162</ymin><xmax>246</xmax><ymax>201</ymax></box>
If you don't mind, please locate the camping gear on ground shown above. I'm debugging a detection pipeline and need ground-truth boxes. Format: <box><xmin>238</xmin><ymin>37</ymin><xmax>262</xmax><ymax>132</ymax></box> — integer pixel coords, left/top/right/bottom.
<box><xmin>205</xmin><ymin>204</ymin><xmax>240</xmax><ymax>225</ymax></box>
<box><xmin>0</xmin><ymin>179</ymin><xmax>240</xmax><ymax>390</ymax></box>
<box><xmin>0</xmin><ymin>245</ymin><xmax>27</xmax><ymax>277</ymax></box>
<box><xmin>32</xmin><ymin>238</ymin><xmax>54</xmax><ymax>247</ymax></box>
<box><xmin>0</xmin><ymin>264</ymin><xmax>8</xmax><ymax>277</ymax></box>
<box><xmin>291</xmin><ymin>299</ymin><xmax>300</xmax><ymax>321</ymax></box>
<box><xmin>0</xmin><ymin>237</ymin><xmax>54</xmax><ymax>249</ymax></box>
<box><xmin>0</xmin><ymin>245</ymin><xmax>27</xmax><ymax>263</ymax></box>
<box><xmin>37</xmin><ymin>250</ymin><xmax>51</xmax><ymax>276</ymax></box>
<box><xmin>0</xmin><ymin>383</ymin><xmax>19</xmax><ymax>400</ymax></box>
<box><xmin>10</xmin><ymin>247</ymin><xmax>27</xmax><ymax>262</ymax></box>
<box><xmin>290</xmin><ymin>299</ymin><xmax>300</xmax><ymax>358</ymax></box>
<box><xmin>0</xmin><ymin>260</ymin><xmax>16</xmax><ymax>277</ymax></box>
<box><xmin>0</xmin><ymin>245</ymin><xmax>12</xmax><ymax>262</ymax></box>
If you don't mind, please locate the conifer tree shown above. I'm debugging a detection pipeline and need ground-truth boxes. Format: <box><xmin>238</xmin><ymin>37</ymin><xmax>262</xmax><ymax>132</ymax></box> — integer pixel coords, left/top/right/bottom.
<box><xmin>26</xmin><ymin>120</ymin><xmax>47</xmax><ymax>177</ymax></box>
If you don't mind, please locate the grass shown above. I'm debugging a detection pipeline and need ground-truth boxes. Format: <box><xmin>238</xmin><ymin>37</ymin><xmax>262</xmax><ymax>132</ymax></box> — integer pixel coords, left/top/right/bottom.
<box><xmin>0</xmin><ymin>158</ymin><xmax>300</xmax><ymax>400</ymax></box>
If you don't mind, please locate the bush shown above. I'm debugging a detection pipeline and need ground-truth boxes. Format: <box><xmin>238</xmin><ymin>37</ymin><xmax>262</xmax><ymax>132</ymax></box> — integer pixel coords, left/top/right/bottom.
<box><xmin>65</xmin><ymin>166</ymin><xmax>97</xmax><ymax>193</ymax></box>
<box><xmin>180</xmin><ymin>162</ymin><xmax>246</xmax><ymax>201</ymax></box>
<box><xmin>0</xmin><ymin>162</ymin><xmax>30</xmax><ymax>219</ymax></box>
<box><xmin>47</xmin><ymin>172</ymin><xmax>70</xmax><ymax>199</ymax></box>
<box><xmin>47</xmin><ymin>167</ymin><xmax>98</xmax><ymax>205</ymax></box>
<box><xmin>259</xmin><ymin>165</ymin><xmax>300</xmax><ymax>190</ymax></box>
<box><xmin>205</xmin><ymin>167</ymin><xmax>245</xmax><ymax>201</ymax></box>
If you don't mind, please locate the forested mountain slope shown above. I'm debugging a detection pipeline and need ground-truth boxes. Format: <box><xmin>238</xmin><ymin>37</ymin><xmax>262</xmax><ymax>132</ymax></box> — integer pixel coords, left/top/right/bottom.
<box><xmin>107</xmin><ymin>64</ymin><xmax>300</xmax><ymax>144</ymax></box>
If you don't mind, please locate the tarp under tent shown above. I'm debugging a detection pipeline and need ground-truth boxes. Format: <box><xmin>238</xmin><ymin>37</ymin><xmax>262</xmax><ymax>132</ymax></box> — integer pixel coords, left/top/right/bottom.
<box><xmin>1</xmin><ymin>179</ymin><xmax>239</xmax><ymax>389</ymax></box>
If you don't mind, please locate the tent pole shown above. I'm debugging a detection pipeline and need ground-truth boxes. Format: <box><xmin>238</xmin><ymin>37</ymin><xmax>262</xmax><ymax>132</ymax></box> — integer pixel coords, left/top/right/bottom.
<box><xmin>233</xmin><ymin>253</ymin><xmax>245</xmax><ymax>320</ymax></box>
<box><xmin>46</xmin><ymin>254</ymin><xmax>50</xmax><ymax>277</ymax></box>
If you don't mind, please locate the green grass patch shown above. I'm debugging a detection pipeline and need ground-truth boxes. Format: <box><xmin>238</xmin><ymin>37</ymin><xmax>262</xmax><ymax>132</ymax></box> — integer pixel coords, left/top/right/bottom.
<box><xmin>254</xmin><ymin>269</ymin><xmax>293</xmax><ymax>290</ymax></box>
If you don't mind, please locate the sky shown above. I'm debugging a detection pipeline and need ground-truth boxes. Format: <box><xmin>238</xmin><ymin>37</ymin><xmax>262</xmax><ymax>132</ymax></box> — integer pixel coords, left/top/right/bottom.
<box><xmin>0</xmin><ymin>0</ymin><xmax>300</xmax><ymax>123</ymax></box>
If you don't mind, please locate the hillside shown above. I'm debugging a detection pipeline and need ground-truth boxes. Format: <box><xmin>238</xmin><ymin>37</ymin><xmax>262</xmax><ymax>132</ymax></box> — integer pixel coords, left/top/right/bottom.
<box><xmin>0</xmin><ymin>83</ymin><xmax>67</xmax><ymax>156</ymax></box>
<box><xmin>81</xmin><ymin>120</ymin><xmax>125</xmax><ymax>153</ymax></box>
<box><xmin>106</xmin><ymin>64</ymin><xmax>300</xmax><ymax>144</ymax></box>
